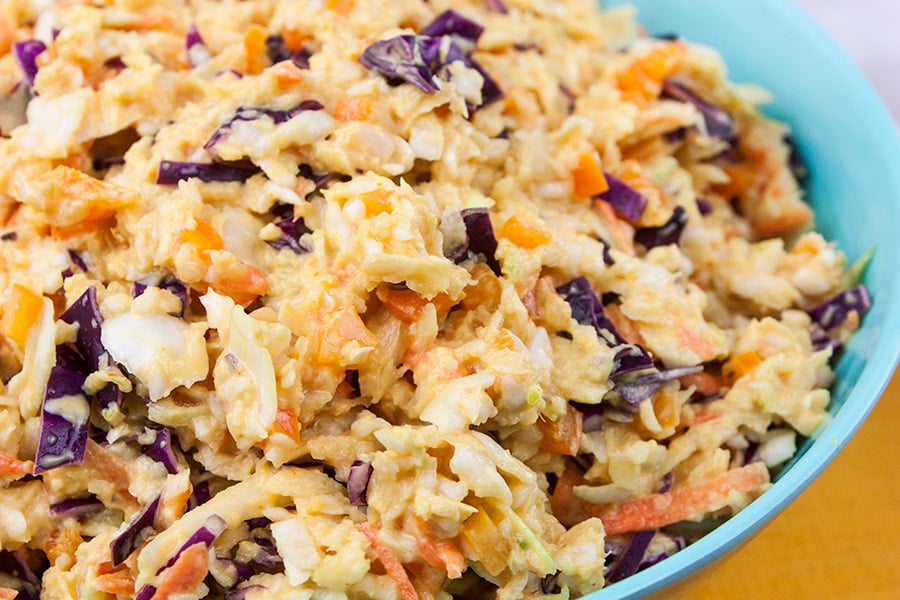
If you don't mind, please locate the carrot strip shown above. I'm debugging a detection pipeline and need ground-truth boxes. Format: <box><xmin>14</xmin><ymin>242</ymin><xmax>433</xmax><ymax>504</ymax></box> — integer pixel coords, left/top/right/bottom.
<box><xmin>151</xmin><ymin>543</ymin><xmax>209</xmax><ymax>600</ymax></box>
<box><xmin>2</xmin><ymin>283</ymin><xmax>44</xmax><ymax>349</ymax></box>
<box><xmin>243</xmin><ymin>24</ymin><xmax>268</xmax><ymax>75</ymax></box>
<box><xmin>537</xmin><ymin>404</ymin><xmax>583</xmax><ymax>456</ymax></box>
<box><xmin>325</xmin><ymin>0</ymin><xmax>355</xmax><ymax>16</ymax></box>
<box><xmin>412</xmin><ymin>516</ymin><xmax>466</xmax><ymax>579</ymax></box>
<box><xmin>595</xmin><ymin>199</ymin><xmax>634</xmax><ymax>255</ymax></box>
<box><xmin>377</xmin><ymin>286</ymin><xmax>428</xmax><ymax>324</ymax></box>
<box><xmin>616</xmin><ymin>42</ymin><xmax>685</xmax><ymax>104</ymax></box>
<box><xmin>271</xmin><ymin>407</ymin><xmax>300</xmax><ymax>443</ymax></box>
<box><xmin>94</xmin><ymin>571</ymin><xmax>136</xmax><ymax>596</ymax></box>
<box><xmin>598</xmin><ymin>462</ymin><xmax>770</xmax><ymax>535</ymax></box>
<box><xmin>571</xmin><ymin>152</ymin><xmax>609</xmax><ymax>199</ymax></box>
<box><xmin>335</xmin><ymin>96</ymin><xmax>373</xmax><ymax>122</ymax></box>
<box><xmin>727</xmin><ymin>350</ymin><xmax>763</xmax><ymax>381</ymax></box>
<box><xmin>356</xmin><ymin>522</ymin><xmax>419</xmax><ymax>600</ymax></box>
<box><xmin>497</xmin><ymin>215</ymin><xmax>551</xmax><ymax>249</ymax></box>
<box><xmin>0</xmin><ymin>588</ymin><xmax>18</xmax><ymax>600</ymax></box>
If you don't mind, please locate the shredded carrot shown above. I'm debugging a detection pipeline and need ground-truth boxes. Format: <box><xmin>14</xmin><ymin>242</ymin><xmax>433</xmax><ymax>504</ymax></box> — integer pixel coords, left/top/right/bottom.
<box><xmin>179</xmin><ymin>219</ymin><xmax>223</xmax><ymax>255</ymax></box>
<box><xmin>460</xmin><ymin>263</ymin><xmax>502</xmax><ymax>312</ymax></box>
<box><xmin>151</xmin><ymin>543</ymin><xmax>210</xmax><ymax>600</ymax></box>
<box><xmin>243</xmin><ymin>24</ymin><xmax>269</xmax><ymax>75</ymax></box>
<box><xmin>412</xmin><ymin>515</ymin><xmax>466</xmax><ymax>579</ymax></box>
<box><xmin>598</xmin><ymin>462</ymin><xmax>770</xmax><ymax>535</ymax></box>
<box><xmin>651</xmin><ymin>389</ymin><xmax>680</xmax><ymax>430</ymax></box>
<box><xmin>280</xmin><ymin>26</ymin><xmax>308</xmax><ymax>52</ymax></box>
<box><xmin>616</xmin><ymin>41</ymin><xmax>685</xmax><ymax>104</ymax></box>
<box><xmin>459</xmin><ymin>504</ymin><xmax>511</xmax><ymax>577</ymax></box>
<box><xmin>271</xmin><ymin>407</ymin><xmax>300</xmax><ymax>443</ymax></box>
<box><xmin>0</xmin><ymin>451</ymin><xmax>32</xmax><ymax>478</ymax></box>
<box><xmin>0</xmin><ymin>18</ymin><xmax>13</xmax><ymax>58</ymax></box>
<box><xmin>603</xmin><ymin>303</ymin><xmax>646</xmax><ymax>347</ymax></box>
<box><xmin>677</xmin><ymin>325</ymin><xmax>717</xmax><ymax>361</ymax></box>
<box><xmin>571</xmin><ymin>152</ymin><xmax>609</xmax><ymax>199</ymax></box>
<box><xmin>83</xmin><ymin>440</ymin><xmax>140</xmax><ymax>510</ymax></box>
<box><xmin>594</xmin><ymin>199</ymin><xmax>634</xmax><ymax>255</ymax></box>
<box><xmin>335</xmin><ymin>96</ymin><xmax>373</xmax><ymax>122</ymax></box>
<box><xmin>325</xmin><ymin>0</ymin><xmax>356</xmax><ymax>16</ymax></box>
<box><xmin>356</xmin><ymin>522</ymin><xmax>419</xmax><ymax>600</ymax></box>
<box><xmin>0</xmin><ymin>588</ymin><xmax>18</xmax><ymax>600</ymax></box>
<box><xmin>1</xmin><ymin>284</ymin><xmax>44</xmax><ymax>349</ymax></box>
<box><xmin>208</xmin><ymin>263</ymin><xmax>270</xmax><ymax>307</ymax></box>
<box><xmin>497</xmin><ymin>215</ymin><xmax>551</xmax><ymax>249</ymax></box>
<box><xmin>94</xmin><ymin>570</ymin><xmax>136</xmax><ymax>596</ymax></box>
<box><xmin>316</xmin><ymin>308</ymin><xmax>378</xmax><ymax>366</ymax></box>
<box><xmin>44</xmin><ymin>522</ymin><xmax>83</xmax><ymax>565</ymax></box>
<box><xmin>537</xmin><ymin>404</ymin><xmax>583</xmax><ymax>456</ymax></box>
<box><xmin>727</xmin><ymin>350</ymin><xmax>763</xmax><ymax>381</ymax></box>
<box><xmin>678</xmin><ymin>370</ymin><xmax>723</xmax><ymax>398</ymax></box>
<box><xmin>359</xmin><ymin>188</ymin><xmax>392</xmax><ymax>214</ymax></box>
<box><xmin>377</xmin><ymin>286</ymin><xmax>428</xmax><ymax>324</ymax></box>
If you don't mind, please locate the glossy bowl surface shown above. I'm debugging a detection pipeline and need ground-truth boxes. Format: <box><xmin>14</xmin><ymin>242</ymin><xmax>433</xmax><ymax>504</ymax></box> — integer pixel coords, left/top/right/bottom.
<box><xmin>586</xmin><ymin>1</ymin><xmax>900</xmax><ymax>598</ymax></box>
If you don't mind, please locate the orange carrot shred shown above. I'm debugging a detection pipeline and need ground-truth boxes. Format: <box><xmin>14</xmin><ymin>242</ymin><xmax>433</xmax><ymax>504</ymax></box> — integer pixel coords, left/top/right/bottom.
<box><xmin>356</xmin><ymin>522</ymin><xmax>419</xmax><ymax>600</ymax></box>
<box><xmin>497</xmin><ymin>215</ymin><xmax>551</xmax><ymax>249</ymax></box>
<box><xmin>1</xmin><ymin>284</ymin><xmax>44</xmax><ymax>349</ymax></box>
<box><xmin>537</xmin><ymin>404</ymin><xmax>583</xmax><ymax>456</ymax></box>
<box><xmin>571</xmin><ymin>152</ymin><xmax>609</xmax><ymax>199</ymax></box>
<box><xmin>151</xmin><ymin>543</ymin><xmax>210</xmax><ymax>600</ymax></box>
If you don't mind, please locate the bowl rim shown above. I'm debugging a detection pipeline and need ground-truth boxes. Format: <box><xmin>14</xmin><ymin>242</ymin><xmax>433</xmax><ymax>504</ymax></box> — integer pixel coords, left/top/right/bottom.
<box><xmin>585</xmin><ymin>1</ymin><xmax>900</xmax><ymax>598</ymax></box>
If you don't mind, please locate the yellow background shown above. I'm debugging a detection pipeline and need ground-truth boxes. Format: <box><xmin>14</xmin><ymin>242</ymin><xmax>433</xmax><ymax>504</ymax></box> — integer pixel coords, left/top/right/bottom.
<box><xmin>666</xmin><ymin>368</ymin><xmax>900</xmax><ymax>599</ymax></box>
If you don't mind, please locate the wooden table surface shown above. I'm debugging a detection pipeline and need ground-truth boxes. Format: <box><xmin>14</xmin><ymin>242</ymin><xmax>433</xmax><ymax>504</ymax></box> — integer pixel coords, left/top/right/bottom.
<box><xmin>665</xmin><ymin>366</ymin><xmax>900</xmax><ymax>599</ymax></box>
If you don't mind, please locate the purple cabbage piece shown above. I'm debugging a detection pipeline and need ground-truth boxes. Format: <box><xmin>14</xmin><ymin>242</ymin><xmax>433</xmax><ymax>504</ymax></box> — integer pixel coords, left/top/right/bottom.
<box><xmin>245</xmin><ymin>517</ymin><xmax>272</xmax><ymax>531</ymax></box>
<box><xmin>297</xmin><ymin>164</ymin><xmax>349</xmax><ymax>192</ymax></box>
<box><xmin>159</xmin><ymin>514</ymin><xmax>227</xmax><ymax>573</ymax></box>
<box><xmin>696</xmin><ymin>198</ymin><xmax>713</xmax><ymax>216</ymax></box>
<box><xmin>110</xmin><ymin>495</ymin><xmax>161</xmax><ymax>568</ymax></box>
<box><xmin>267</xmin><ymin>216</ymin><xmax>312</xmax><ymax>255</ymax></box>
<box><xmin>214</xmin><ymin>558</ymin><xmax>255</xmax><ymax>588</ymax></box>
<box><xmin>204</xmin><ymin>101</ymin><xmax>324</xmax><ymax>151</ymax></box>
<box><xmin>13</xmin><ymin>40</ymin><xmax>46</xmax><ymax>91</ymax></box>
<box><xmin>606</xmin><ymin>529</ymin><xmax>656</xmax><ymax>583</ymax></box>
<box><xmin>347</xmin><ymin>460</ymin><xmax>374</xmax><ymax>506</ymax></box>
<box><xmin>266</xmin><ymin>34</ymin><xmax>291</xmax><ymax>64</ymax></box>
<box><xmin>598</xmin><ymin>174</ymin><xmax>648</xmax><ymax>222</ymax></box>
<box><xmin>250</xmin><ymin>533</ymin><xmax>283</xmax><ymax>571</ymax></box>
<box><xmin>809</xmin><ymin>323</ymin><xmax>844</xmax><ymax>360</ymax></box>
<box><xmin>135</xmin><ymin>585</ymin><xmax>156</xmax><ymax>600</ymax></box>
<box><xmin>421</xmin><ymin>10</ymin><xmax>485</xmax><ymax>46</ymax></box>
<box><xmin>143</xmin><ymin>427</ymin><xmax>180</xmax><ymax>474</ymax></box>
<box><xmin>556</xmin><ymin>277</ymin><xmax>625</xmax><ymax>347</ymax></box>
<box><xmin>638</xmin><ymin>533</ymin><xmax>686</xmax><ymax>570</ymax></box>
<box><xmin>808</xmin><ymin>284</ymin><xmax>871</xmax><ymax>330</ymax></box>
<box><xmin>575</xmin><ymin>402</ymin><xmax>603</xmax><ymax>433</ymax></box>
<box><xmin>359</xmin><ymin>35</ymin><xmax>442</xmax><ymax>94</ymax></box>
<box><xmin>0</xmin><ymin>550</ymin><xmax>42</xmax><ymax>600</ymax></box>
<box><xmin>484</xmin><ymin>0</ymin><xmax>509</xmax><ymax>13</ymax></box>
<box><xmin>49</xmin><ymin>496</ymin><xmax>104</xmax><ymax>521</ymax></box>
<box><xmin>134</xmin><ymin>275</ymin><xmax>189</xmax><ymax>318</ymax></box>
<box><xmin>446</xmin><ymin>207</ymin><xmax>502</xmax><ymax>274</ymax></box>
<box><xmin>0</xmin><ymin>81</ymin><xmax>32</xmax><ymax>135</ymax></box>
<box><xmin>783</xmin><ymin>132</ymin><xmax>808</xmax><ymax>181</ymax></box>
<box><xmin>613</xmin><ymin>365</ymin><xmax>703</xmax><ymax>411</ymax></box>
<box><xmin>68</xmin><ymin>250</ymin><xmax>89</xmax><ymax>272</ymax></box>
<box><xmin>359</xmin><ymin>13</ymin><xmax>502</xmax><ymax>110</ymax></box>
<box><xmin>664</xmin><ymin>126</ymin><xmax>689</xmax><ymax>144</ymax></box>
<box><xmin>634</xmin><ymin>206</ymin><xmax>688</xmax><ymax>249</ymax></box>
<box><xmin>34</xmin><ymin>346</ymin><xmax>91</xmax><ymax>474</ymax></box>
<box><xmin>60</xmin><ymin>287</ymin><xmax>121</xmax><ymax>411</ymax></box>
<box><xmin>540</xmin><ymin>572</ymin><xmax>560</xmax><ymax>594</ymax></box>
<box><xmin>662</xmin><ymin>79</ymin><xmax>737</xmax><ymax>144</ymax></box>
<box><xmin>186</xmin><ymin>480</ymin><xmax>212</xmax><ymax>511</ymax></box>
<box><xmin>157</xmin><ymin>160</ymin><xmax>261</xmax><ymax>185</ymax></box>
<box><xmin>186</xmin><ymin>24</ymin><xmax>211</xmax><ymax>68</ymax></box>
<box><xmin>291</xmin><ymin>46</ymin><xmax>313</xmax><ymax>70</ymax></box>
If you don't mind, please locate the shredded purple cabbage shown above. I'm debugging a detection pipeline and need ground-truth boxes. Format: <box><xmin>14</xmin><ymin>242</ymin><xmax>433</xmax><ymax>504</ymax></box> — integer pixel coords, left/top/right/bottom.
<box><xmin>13</xmin><ymin>40</ymin><xmax>46</xmax><ymax>91</ymax></box>
<box><xmin>696</xmin><ymin>198</ymin><xmax>713</xmax><ymax>216</ymax></box>
<box><xmin>134</xmin><ymin>275</ymin><xmax>189</xmax><ymax>318</ymax></box>
<box><xmin>421</xmin><ymin>9</ymin><xmax>485</xmax><ymax>47</ymax></box>
<box><xmin>225</xmin><ymin>586</ymin><xmax>266</xmax><ymax>600</ymax></box>
<box><xmin>34</xmin><ymin>346</ymin><xmax>91</xmax><ymax>474</ymax></box>
<box><xmin>445</xmin><ymin>207</ymin><xmax>502</xmax><ymax>275</ymax></box>
<box><xmin>662</xmin><ymin>79</ymin><xmax>737</xmax><ymax>143</ymax></box>
<box><xmin>808</xmin><ymin>285</ymin><xmax>871</xmax><ymax>330</ymax></box>
<box><xmin>60</xmin><ymin>287</ymin><xmax>121</xmax><ymax>411</ymax></box>
<box><xmin>49</xmin><ymin>496</ymin><xmax>105</xmax><ymax>521</ymax></box>
<box><xmin>110</xmin><ymin>495</ymin><xmax>161</xmax><ymax>568</ymax></box>
<box><xmin>186</xmin><ymin>480</ymin><xmax>212</xmax><ymax>511</ymax></box>
<box><xmin>612</xmin><ymin>365</ymin><xmax>703</xmax><ymax>411</ymax></box>
<box><xmin>347</xmin><ymin>460</ymin><xmax>374</xmax><ymax>506</ymax></box>
<box><xmin>606</xmin><ymin>530</ymin><xmax>656</xmax><ymax>583</ymax></box>
<box><xmin>0</xmin><ymin>550</ymin><xmax>42</xmax><ymax>600</ymax></box>
<box><xmin>598</xmin><ymin>174</ymin><xmax>648</xmax><ymax>222</ymax></box>
<box><xmin>135</xmin><ymin>585</ymin><xmax>156</xmax><ymax>600</ymax></box>
<box><xmin>204</xmin><ymin>101</ymin><xmax>324</xmax><ymax>151</ymax></box>
<box><xmin>576</xmin><ymin>402</ymin><xmax>604</xmax><ymax>433</ymax></box>
<box><xmin>159</xmin><ymin>515</ymin><xmax>227</xmax><ymax>573</ymax></box>
<box><xmin>634</xmin><ymin>206</ymin><xmax>688</xmax><ymax>249</ymax></box>
<box><xmin>809</xmin><ymin>323</ymin><xmax>844</xmax><ymax>359</ymax></box>
<box><xmin>359</xmin><ymin>11</ymin><xmax>502</xmax><ymax>109</ymax></box>
<box><xmin>157</xmin><ymin>160</ymin><xmax>261</xmax><ymax>185</ymax></box>
<box><xmin>662</xmin><ymin>79</ymin><xmax>737</xmax><ymax>144</ymax></box>
<box><xmin>186</xmin><ymin>24</ymin><xmax>211</xmax><ymax>67</ymax></box>
<box><xmin>266</xmin><ymin>215</ymin><xmax>312</xmax><ymax>255</ymax></box>
<box><xmin>143</xmin><ymin>427</ymin><xmax>180</xmax><ymax>474</ymax></box>
<box><xmin>214</xmin><ymin>558</ymin><xmax>255</xmax><ymax>588</ymax></box>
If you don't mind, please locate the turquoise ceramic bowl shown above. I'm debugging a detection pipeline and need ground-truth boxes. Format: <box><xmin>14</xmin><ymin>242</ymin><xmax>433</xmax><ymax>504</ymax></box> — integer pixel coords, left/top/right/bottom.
<box><xmin>586</xmin><ymin>1</ymin><xmax>900</xmax><ymax>598</ymax></box>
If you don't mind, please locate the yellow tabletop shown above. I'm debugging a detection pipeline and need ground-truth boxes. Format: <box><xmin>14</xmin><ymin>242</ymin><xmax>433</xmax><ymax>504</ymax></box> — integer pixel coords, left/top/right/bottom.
<box><xmin>667</xmin><ymin>367</ymin><xmax>900</xmax><ymax>599</ymax></box>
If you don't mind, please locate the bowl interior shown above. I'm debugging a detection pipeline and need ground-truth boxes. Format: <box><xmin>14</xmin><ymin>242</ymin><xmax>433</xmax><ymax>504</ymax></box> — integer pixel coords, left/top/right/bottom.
<box><xmin>585</xmin><ymin>1</ymin><xmax>900</xmax><ymax>598</ymax></box>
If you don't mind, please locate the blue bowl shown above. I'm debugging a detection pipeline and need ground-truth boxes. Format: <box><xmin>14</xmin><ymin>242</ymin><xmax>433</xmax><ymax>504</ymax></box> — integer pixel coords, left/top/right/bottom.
<box><xmin>587</xmin><ymin>1</ymin><xmax>900</xmax><ymax>598</ymax></box>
